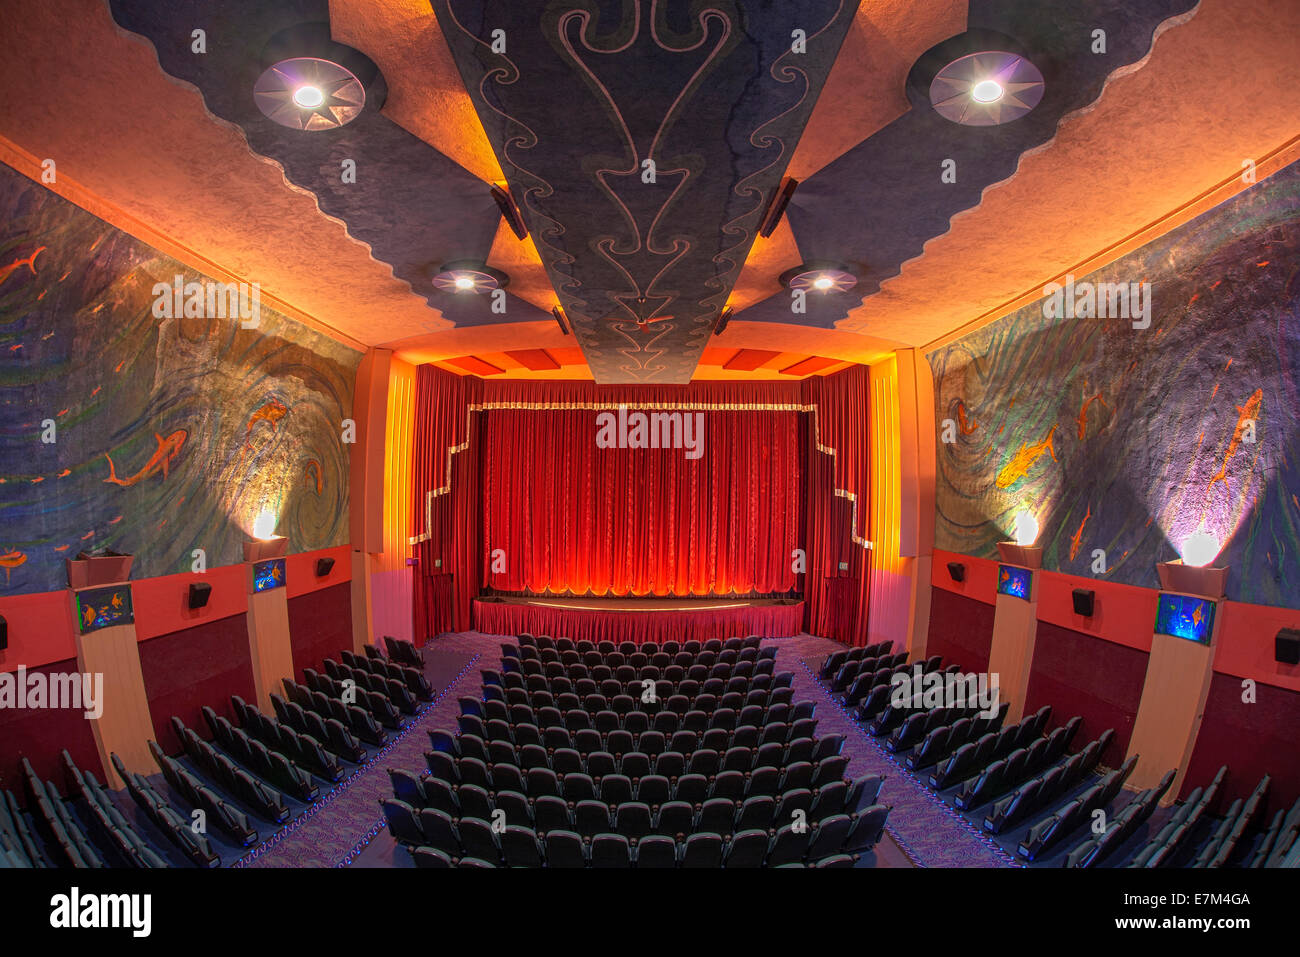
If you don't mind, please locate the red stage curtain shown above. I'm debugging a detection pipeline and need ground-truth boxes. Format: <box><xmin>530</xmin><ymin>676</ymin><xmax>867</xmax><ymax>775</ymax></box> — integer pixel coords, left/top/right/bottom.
<box><xmin>480</xmin><ymin>406</ymin><xmax>802</xmax><ymax>596</ymax></box>
<box><xmin>801</xmin><ymin>366</ymin><xmax>873</xmax><ymax>645</ymax></box>
<box><xmin>471</xmin><ymin>599</ymin><xmax>804</xmax><ymax>644</ymax></box>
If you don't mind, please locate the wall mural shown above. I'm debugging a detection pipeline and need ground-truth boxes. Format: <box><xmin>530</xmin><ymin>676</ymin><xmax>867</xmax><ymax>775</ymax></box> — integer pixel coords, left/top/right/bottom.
<box><xmin>0</xmin><ymin>163</ymin><xmax>360</xmax><ymax>596</ymax></box>
<box><xmin>929</xmin><ymin>158</ymin><xmax>1300</xmax><ymax>610</ymax></box>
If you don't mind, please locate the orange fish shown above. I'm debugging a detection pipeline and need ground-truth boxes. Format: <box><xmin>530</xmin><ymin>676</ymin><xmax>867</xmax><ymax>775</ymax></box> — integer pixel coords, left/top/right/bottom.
<box><xmin>7</xmin><ymin>344</ymin><xmax>22</xmax><ymax>353</ymax></box>
<box><xmin>57</xmin><ymin>469</ymin><xmax>70</xmax><ymax>478</ymax></box>
<box><xmin>0</xmin><ymin>246</ymin><xmax>45</xmax><ymax>287</ymax></box>
<box><xmin>108</xmin><ymin>515</ymin><xmax>123</xmax><ymax>525</ymax></box>
<box><xmin>91</xmin><ymin>386</ymin><xmax>101</xmax><ymax>397</ymax></box>
<box><xmin>1207</xmin><ymin>389</ymin><xmax>1263</xmax><ymax>492</ymax></box>
<box><xmin>956</xmin><ymin>400</ymin><xmax>978</xmax><ymax>435</ymax></box>
<box><xmin>54</xmin><ymin>545</ymin><xmax>70</xmax><ymax>552</ymax></box>
<box><xmin>304</xmin><ymin>459</ymin><xmax>322</xmax><ymax>495</ymax></box>
<box><xmin>995</xmin><ymin>425</ymin><xmax>1058</xmax><ymax>489</ymax></box>
<box><xmin>0</xmin><ymin>549</ymin><xmax>27</xmax><ymax>584</ymax></box>
<box><xmin>82</xmin><ymin>604</ymin><xmax>96</xmax><ymax>627</ymax></box>
<box><xmin>1069</xmin><ymin>505</ymin><xmax>1091</xmax><ymax>561</ymax></box>
<box><xmin>111</xmin><ymin>592</ymin><xmax>123</xmax><ymax>609</ymax></box>
<box><xmin>81</xmin><ymin>531</ymin><xmax>95</xmax><ymax>541</ymax></box>
<box><xmin>244</xmin><ymin>399</ymin><xmax>287</xmax><ymax>446</ymax></box>
<box><xmin>30</xmin><ymin>476</ymin><xmax>43</xmax><ymax>484</ymax></box>
<box><xmin>1076</xmin><ymin>393</ymin><xmax>1108</xmax><ymax>441</ymax></box>
<box><xmin>104</xmin><ymin>430</ymin><xmax>187</xmax><ymax>487</ymax></box>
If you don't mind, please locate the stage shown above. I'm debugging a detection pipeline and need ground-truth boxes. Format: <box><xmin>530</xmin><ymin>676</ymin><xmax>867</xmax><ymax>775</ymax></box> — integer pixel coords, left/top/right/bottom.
<box><xmin>471</xmin><ymin>595</ymin><xmax>805</xmax><ymax>644</ymax></box>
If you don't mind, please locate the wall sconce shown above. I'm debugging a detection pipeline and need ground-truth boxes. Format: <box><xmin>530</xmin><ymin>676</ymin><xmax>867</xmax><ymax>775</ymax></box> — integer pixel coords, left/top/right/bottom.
<box><xmin>316</xmin><ymin>556</ymin><xmax>336</xmax><ymax>577</ymax></box>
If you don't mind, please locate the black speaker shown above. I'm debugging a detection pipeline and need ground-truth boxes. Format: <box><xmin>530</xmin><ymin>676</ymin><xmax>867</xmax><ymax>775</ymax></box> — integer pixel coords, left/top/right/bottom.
<box><xmin>0</xmin><ymin>614</ymin><xmax>7</xmax><ymax>650</ymax></box>
<box><xmin>188</xmin><ymin>582</ymin><xmax>211</xmax><ymax>610</ymax></box>
<box><xmin>316</xmin><ymin>556</ymin><xmax>336</xmax><ymax>577</ymax></box>
<box><xmin>1276</xmin><ymin>628</ymin><xmax>1300</xmax><ymax>665</ymax></box>
<box><xmin>946</xmin><ymin>562</ymin><xmax>965</xmax><ymax>582</ymax></box>
<box><xmin>1072</xmin><ymin>588</ymin><xmax>1096</xmax><ymax>617</ymax></box>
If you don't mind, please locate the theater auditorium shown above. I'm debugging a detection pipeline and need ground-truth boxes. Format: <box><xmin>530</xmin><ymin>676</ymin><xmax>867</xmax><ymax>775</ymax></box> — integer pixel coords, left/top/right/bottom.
<box><xmin>0</xmin><ymin>0</ymin><xmax>1297</xmax><ymax>884</ymax></box>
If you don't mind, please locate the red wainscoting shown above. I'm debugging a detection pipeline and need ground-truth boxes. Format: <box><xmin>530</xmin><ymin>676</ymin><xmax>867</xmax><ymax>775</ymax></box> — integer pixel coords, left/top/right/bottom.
<box><xmin>1183</xmin><ymin>673</ymin><xmax>1300</xmax><ymax>808</ymax></box>
<box><xmin>0</xmin><ymin>589</ymin><xmax>77</xmax><ymax>672</ymax></box>
<box><xmin>0</xmin><ymin>658</ymin><xmax>103</xmax><ymax>805</ymax></box>
<box><xmin>1022</xmin><ymin>620</ymin><xmax>1149</xmax><ymax>760</ymax></box>
<box><xmin>287</xmin><ymin>581</ymin><xmax>354</xmax><ymax>682</ymax></box>
<box><xmin>926</xmin><ymin>586</ymin><xmax>996</xmax><ymax>674</ymax></box>
<box><xmin>137</xmin><ymin>614</ymin><xmax>258</xmax><ymax>755</ymax></box>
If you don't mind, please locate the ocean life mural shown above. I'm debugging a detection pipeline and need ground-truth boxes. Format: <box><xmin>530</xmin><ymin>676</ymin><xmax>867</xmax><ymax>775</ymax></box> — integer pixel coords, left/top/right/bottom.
<box><xmin>0</xmin><ymin>162</ymin><xmax>360</xmax><ymax>596</ymax></box>
<box><xmin>929</xmin><ymin>158</ymin><xmax>1300</xmax><ymax>610</ymax></box>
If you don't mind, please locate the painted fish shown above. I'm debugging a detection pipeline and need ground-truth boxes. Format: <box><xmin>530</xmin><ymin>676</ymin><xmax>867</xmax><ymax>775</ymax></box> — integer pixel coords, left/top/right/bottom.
<box><xmin>82</xmin><ymin>604</ymin><xmax>96</xmax><ymax>627</ymax></box>
<box><xmin>956</xmin><ymin>400</ymin><xmax>978</xmax><ymax>435</ymax></box>
<box><xmin>304</xmin><ymin>458</ymin><xmax>322</xmax><ymax>495</ymax></box>
<box><xmin>1076</xmin><ymin>393</ymin><xmax>1108</xmax><ymax>441</ymax></box>
<box><xmin>244</xmin><ymin>399</ymin><xmax>287</xmax><ymax>446</ymax></box>
<box><xmin>104</xmin><ymin>430</ymin><xmax>187</xmax><ymax>487</ymax></box>
<box><xmin>1069</xmin><ymin>505</ymin><xmax>1091</xmax><ymax>562</ymax></box>
<box><xmin>0</xmin><ymin>246</ymin><xmax>46</xmax><ymax>288</ymax></box>
<box><xmin>995</xmin><ymin>425</ymin><xmax>1058</xmax><ymax>489</ymax></box>
<box><xmin>1207</xmin><ymin>389</ymin><xmax>1263</xmax><ymax>492</ymax></box>
<box><xmin>0</xmin><ymin>549</ymin><xmax>26</xmax><ymax>584</ymax></box>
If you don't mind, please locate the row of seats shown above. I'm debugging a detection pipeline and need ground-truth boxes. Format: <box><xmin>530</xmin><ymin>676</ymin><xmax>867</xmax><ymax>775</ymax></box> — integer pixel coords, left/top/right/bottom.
<box><xmin>1017</xmin><ymin>756</ymin><xmax>1140</xmax><ymax>861</ymax></box>
<box><xmin>60</xmin><ymin>751</ymin><xmax>166</xmax><ymax>868</ymax></box>
<box><xmin>441</xmin><ymin>720</ymin><xmax>820</xmax><ymax>763</ymax></box>
<box><xmin>387</xmin><ymin>807</ymin><xmax>889</xmax><ymax>868</ymax></box>
<box><xmin>493</xmin><ymin>662</ymin><xmax>785</xmax><ymax>692</ymax></box>
<box><xmin>516</xmin><ymin>634</ymin><xmax>764</xmax><ymax>655</ymax></box>
<box><xmin>149</xmin><ymin>740</ymin><xmax>258</xmax><ymax>846</ymax></box>
<box><xmin>480</xmin><ymin>687</ymin><xmax>800</xmax><ymax>725</ymax></box>
<box><xmin>339</xmin><ymin>648</ymin><xmax>433</xmax><ymax>699</ymax></box>
<box><xmin>322</xmin><ymin>659</ymin><xmax>420</xmax><ymax>715</ymax></box>
<box><xmin>887</xmin><ymin>701</ymin><xmax>1011</xmax><ymax>754</ymax></box>
<box><xmin>983</xmin><ymin>725</ymin><xmax>1110</xmax><ymax>834</ymax></box>
<box><xmin>169</xmin><ymin>717</ymin><xmax>291</xmax><ymax>825</ymax></box>
<box><xmin>508</xmin><ymin>642</ymin><xmax>777</xmax><ymax>668</ymax></box>
<box><xmin>112</xmin><ymin>753</ymin><xmax>218</xmax><ymax>867</ymax></box>
<box><xmin>1067</xmin><ymin>766</ymin><xmax>1173</xmax><ymax>867</ymax></box>
<box><xmin>829</xmin><ymin>652</ymin><xmax>914</xmax><ymax>693</ymax></box>
<box><xmin>952</xmin><ymin>721</ymin><xmax>1082</xmax><ymax>812</ymax></box>
<box><xmin>1251</xmin><ymin>788</ymin><xmax>1300</xmax><ymax>868</ymax></box>
<box><xmin>431</xmin><ymin>734</ymin><xmax>842</xmax><ymax>781</ymax></box>
<box><xmin>272</xmin><ymin>692</ymin><xmax>368</xmax><ymax>763</ymax></box>
<box><xmin>421</xmin><ymin>754</ymin><xmax>853</xmax><ymax>806</ymax></box>
<box><xmin>490</xmin><ymin>680</ymin><xmax>793</xmax><ymax>711</ymax></box>
<box><xmin>815</xmin><ymin>641</ymin><xmax>896</xmax><ymax>681</ymax></box>
<box><xmin>232</xmin><ymin>694</ymin><xmax>344</xmax><ymax>782</ymax></box>
<box><xmin>303</xmin><ymin>668</ymin><xmax>406</xmax><ymax>731</ymax></box>
<box><xmin>0</xmin><ymin>788</ymin><xmax>45</xmax><ymax>867</ymax></box>
<box><xmin>1129</xmin><ymin>766</ymin><xmax>1227</xmax><ymax>868</ymax></box>
<box><xmin>905</xmin><ymin>706</ymin><xmax>1013</xmax><ymax>770</ymax></box>
<box><xmin>20</xmin><ymin>757</ymin><xmax>103</xmax><ymax>868</ymax></box>
<box><xmin>379</xmin><ymin>636</ymin><xmax>426</xmax><ymax>669</ymax></box>
<box><xmin>200</xmin><ymin>707</ymin><xmax>320</xmax><ymax>803</ymax></box>
<box><xmin>927</xmin><ymin>707</ymin><xmax>1053</xmax><ymax>790</ymax></box>
<box><xmin>282</xmin><ymin>677</ymin><xmax>389</xmax><ymax>746</ymax></box>
<box><xmin>394</xmin><ymin>769</ymin><xmax>884</xmax><ymax>834</ymax></box>
<box><xmin>459</xmin><ymin>706</ymin><xmax>813</xmax><ymax>746</ymax></box>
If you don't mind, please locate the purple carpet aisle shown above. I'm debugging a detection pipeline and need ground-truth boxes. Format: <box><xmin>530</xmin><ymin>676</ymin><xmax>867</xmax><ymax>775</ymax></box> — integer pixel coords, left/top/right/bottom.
<box><xmin>779</xmin><ymin>634</ymin><xmax>1018</xmax><ymax>868</ymax></box>
<box><xmin>245</xmin><ymin>638</ymin><xmax>485</xmax><ymax>868</ymax></box>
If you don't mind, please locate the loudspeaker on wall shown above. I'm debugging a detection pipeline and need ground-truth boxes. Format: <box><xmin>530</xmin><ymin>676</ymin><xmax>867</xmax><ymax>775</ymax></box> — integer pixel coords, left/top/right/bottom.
<box><xmin>1072</xmin><ymin>588</ymin><xmax>1096</xmax><ymax>617</ymax></box>
<box><xmin>188</xmin><ymin>582</ymin><xmax>212</xmax><ymax>610</ymax></box>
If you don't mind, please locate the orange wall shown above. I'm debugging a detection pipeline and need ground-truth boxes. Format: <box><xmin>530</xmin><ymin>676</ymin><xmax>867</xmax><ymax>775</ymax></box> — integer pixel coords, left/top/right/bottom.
<box><xmin>0</xmin><ymin>589</ymin><xmax>77</xmax><ymax>670</ymax></box>
<box><xmin>932</xmin><ymin>547</ymin><xmax>1300</xmax><ymax>692</ymax></box>
<box><xmin>286</xmin><ymin>544</ymin><xmax>353</xmax><ymax>599</ymax></box>
<box><xmin>373</xmin><ymin>356</ymin><xmax>416</xmax><ymax>642</ymax></box>
<box><xmin>132</xmin><ymin>564</ymin><xmax>249</xmax><ymax>641</ymax></box>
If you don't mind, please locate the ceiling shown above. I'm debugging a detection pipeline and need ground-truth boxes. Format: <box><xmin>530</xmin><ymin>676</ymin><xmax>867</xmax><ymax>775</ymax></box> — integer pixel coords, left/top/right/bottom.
<box><xmin>1</xmin><ymin>0</ymin><xmax>1297</xmax><ymax>381</ymax></box>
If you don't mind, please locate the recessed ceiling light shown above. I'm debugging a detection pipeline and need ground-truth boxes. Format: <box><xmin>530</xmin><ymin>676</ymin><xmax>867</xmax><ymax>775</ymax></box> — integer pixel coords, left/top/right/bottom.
<box><xmin>292</xmin><ymin>85</ymin><xmax>324</xmax><ymax>108</ymax></box>
<box><xmin>970</xmin><ymin>79</ymin><xmax>1003</xmax><ymax>103</ymax></box>
<box><xmin>432</xmin><ymin>262</ymin><xmax>509</xmax><ymax>295</ymax></box>
<box><xmin>254</xmin><ymin>57</ymin><xmax>365</xmax><ymax>130</ymax></box>
<box><xmin>929</xmin><ymin>52</ymin><xmax>1044</xmax><ymax>126</ymax></box>
<box><xmin>780</xmin><ymin>262</ymin><xmax>858</xmax><ymax>295</ymax></box>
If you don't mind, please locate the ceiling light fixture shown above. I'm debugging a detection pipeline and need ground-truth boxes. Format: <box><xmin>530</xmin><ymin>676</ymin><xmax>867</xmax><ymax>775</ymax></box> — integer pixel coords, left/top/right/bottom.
<box><xmin>432</xmin><ymin>261</ymin><xmax>508</xmax><ymax>295</ymax></box>
<box><xmin>780</xmin><ymin>262</ymin><xmax>858</xmax><ymax>295</ymax></box>
<box><xmin>254</xmin><ymin>57</ymin><xmax>366</xmax><ymax>130</ymax></box>
<box><xmin>970</xmin><ymin>79</ymin><xmax>1004</xmax><ymax>103</ymax></box>
<box><xmin>929</xmin><ymin>51</ymin><xmax>1044</xmax><ymax>126</ymax></box>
